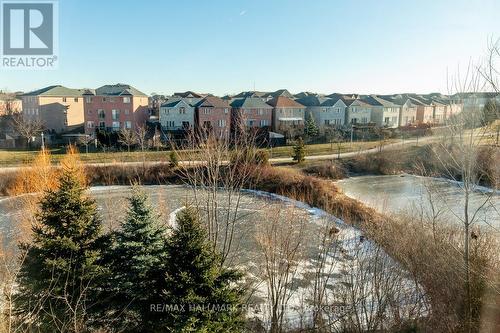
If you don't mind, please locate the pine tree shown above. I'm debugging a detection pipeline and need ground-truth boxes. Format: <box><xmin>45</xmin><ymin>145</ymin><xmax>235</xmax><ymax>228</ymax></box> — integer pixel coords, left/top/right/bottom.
<box><xmin>304</xmin><ymin>113</ymin><xmax>319</xmax><ymax>138</ymax></box>
<box><xmin>15</xmin><ymin>166</ymin><xmax>106</xmax><ymax>332</ymax></box>
<box><xmin>159</xmin><ymin>207</ymin><xmax>244</xmax><ymax>332</ymax></box>
<box><xmin>292</xmin><ymin>137</ymin><xmax>306</xmax><ymax>163</ymax></box>
<box><xmin>104</xmin><ymin>188</ymin><xmax>167</xmax><ymax>332</ymax></box>
<box><xmin>169</xmin><ymin>150</ymin><xmax>179</xmax><ymax>167</ymax></box>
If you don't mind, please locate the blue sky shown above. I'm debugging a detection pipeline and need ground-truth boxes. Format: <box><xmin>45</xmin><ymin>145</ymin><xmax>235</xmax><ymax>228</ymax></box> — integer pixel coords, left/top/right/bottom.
<box><xmin>1</xmin><ymin>0</ymin><xmax>499</xmax><ymax>95</ymax></box>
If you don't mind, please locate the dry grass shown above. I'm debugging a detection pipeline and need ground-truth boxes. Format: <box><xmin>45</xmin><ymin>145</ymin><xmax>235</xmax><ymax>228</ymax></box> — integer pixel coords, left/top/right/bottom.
<box><xmin>1</xmin><ymin>157</ymin><xmax>498</xmax><ymax>331</ymax></box>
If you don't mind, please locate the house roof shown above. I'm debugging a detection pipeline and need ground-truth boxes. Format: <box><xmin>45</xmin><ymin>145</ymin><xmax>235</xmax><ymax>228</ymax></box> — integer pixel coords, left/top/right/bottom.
<box><xmin>233</xmin><ymin>91</ymin><xmax>269</xmax><ymax>98</ymax></box>
<box><xmin>173</xmin><ymin>91</ymin><xmax>204</xmax><ymax>98</ymax></box>
<box><xmin>347</xmin><ymin>98</ymin><xmax>372</xmax><ymax>107</ymax></box>
<box><xmin>22</xmin><ymin>85</ymin><xmax>85</xmax><ymax>97</ymax></box>
<box><xmin>196</xmin><ymin>96</ymin><xmax>230</xmax><ymax>108</ymax></box>
<box><xmin>295</xmin><ymin>96</ymin><xmax>331</xmax><ymax>107</ymax></box>
<box><xmin>408</xmin><ymin>95</ymin><xmax>432</xmax><ymax>106</ymax></box>
<box><xmin>267</xmin><ymin>96</ymin><xmax>305</xmax><ymax>108</ymax></box>
<box><xmin>161</xmin><ymin>97</ymin><xmax>197</xmax><ymax>108</ymax></box>
<box><xmin>93</xmin><ymin>84</ymin><xmax>147</xmax><ymax>97</ymax></box>
<box><xmin>263</xmin><ymin>89</ymin><xmax>294</xmax><ymax>99</ymax></box>
<box><xmin>364</xmin><ymin>95</ymin><xmax>398</xmax><ymax>107</ymax></box>
<box><xmin>230</xmin><ymin>97</ymin><xmax>273</xmax><ymax>109</ymax></box>
<box><xmin>294</xmin><ymin>91</ymin><xmax>318</xmax><ymax>99</ymax></box>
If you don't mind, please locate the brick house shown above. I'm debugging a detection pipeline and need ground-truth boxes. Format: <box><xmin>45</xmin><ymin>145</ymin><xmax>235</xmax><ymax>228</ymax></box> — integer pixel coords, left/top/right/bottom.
<box><xmin>410</xmin><ymin>96</ymin><xmax>435</xmax><ymax>124</ymax></box>
<box><xmin>83</xmin><ymin>84</ymin><xmax>149</xmax><ymax>135</ymax></box>
<box><xmin>266</xmin><ymin>96</ymin><xmax>306</xmax><ymax>138</ymax></box>
<box><xmin>195</xmin><ymin>96</ymin><xmax>231</xmax><ymax>139</ymax></box>
<box><xmin>230</xmin><ymin>97</ymin><xmax>273</xmax><ymax>134</ymax></box>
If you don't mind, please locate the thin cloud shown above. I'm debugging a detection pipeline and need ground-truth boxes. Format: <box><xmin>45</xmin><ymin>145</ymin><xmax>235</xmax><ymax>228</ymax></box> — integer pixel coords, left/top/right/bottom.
<box><xmin>239</xmin><ymin>10</ymin><xmax>247</xmax><ymax>16</ymax></box>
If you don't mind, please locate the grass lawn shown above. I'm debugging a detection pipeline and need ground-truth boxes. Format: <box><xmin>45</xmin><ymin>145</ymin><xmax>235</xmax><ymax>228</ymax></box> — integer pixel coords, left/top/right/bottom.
<box><xmin>267</xmin><ymin>139</ymin><xmax>398</xmax><ymax>158</ymax></box>
<box><xmin>0</xmin><ymin>139</ymin><xmax>399</xmax><ymax>167</ymax></box>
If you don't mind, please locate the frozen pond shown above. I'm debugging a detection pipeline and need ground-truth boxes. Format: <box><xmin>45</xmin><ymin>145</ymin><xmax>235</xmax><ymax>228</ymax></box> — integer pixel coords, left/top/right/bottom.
<box><xmin>336</xmin><ymin>175</ymin><xmax>500</xmax><ymax>231</ymax></box>
<box><xmin>0</xmin><ymin>185</ymin><xmax>425</xmax><ymax>329</ymax></box>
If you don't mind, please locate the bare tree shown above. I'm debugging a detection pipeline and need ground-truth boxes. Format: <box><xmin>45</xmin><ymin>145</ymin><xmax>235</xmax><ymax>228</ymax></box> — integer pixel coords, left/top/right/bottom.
<box><xmin>0</xmin><ymin>92</ymin><xmax>19</xmax><ymax>116</ymax></box>
<box><xmin>119</xmin><ymin>128</ymin><xmax>136</xmax><ymax>152</ymax></box>
<box><xmin>77</xmin><ymin>134</ymin><xmax>93</xmax><ymax>154</ymax></box>
<box><xmin>151</xmin><ymin>127</ymin><xmax>162</xmax><ymax>151</ymax></box>
<box><xmin>135</xmin><ymin>125</ymin><xmax>148</xmax><ymax>152</ymax></box>
<box><xmin>256</xmin><ymin>208</ymin><xmax>306</xmax><ymax>333</ymax></box>
<box><xmin>12</xmin><ymin>113</ymin><xmax>43</xmax><ymax>149</ymax></box>
<box><xmin>432</xmin><ymin>39</ymin><xmax>500</xmax><ymax>332</ymax></box>
<box><xmin>172</xmin><ymin>129</ymin><xmax>261</xmax><ymax>264</ymax></box>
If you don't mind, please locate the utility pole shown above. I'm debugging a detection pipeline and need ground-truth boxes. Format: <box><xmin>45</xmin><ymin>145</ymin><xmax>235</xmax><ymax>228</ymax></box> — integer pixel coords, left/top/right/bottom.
<box><xmin>41</xmin><ymin>132</ymin><xmax>45</xmax><ymax>150</ymax></box>
<box><xmin>350</xmin><ymin>124</ymin><xmax>354</xmax><ymax>147</ymax></box>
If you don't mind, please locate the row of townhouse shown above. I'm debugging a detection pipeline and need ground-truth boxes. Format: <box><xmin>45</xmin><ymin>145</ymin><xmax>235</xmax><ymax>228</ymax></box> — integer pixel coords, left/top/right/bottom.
<box><xmin>20</xmin><ymin>84</ymin><xmax>149</xmax><ymax>134</ymax></box>
<box><xmin>158</xmin><ymin>94</ymin><xmax>307</xmax><ymax>138</ymax></box>
<box><xmin>21</xmin><ymin>85</ymin><xmax>494</xmax><ymax>139</ymax></box>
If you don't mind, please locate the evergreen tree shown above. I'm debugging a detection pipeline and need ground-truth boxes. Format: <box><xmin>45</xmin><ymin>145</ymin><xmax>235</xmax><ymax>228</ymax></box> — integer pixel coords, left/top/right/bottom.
<box><xmin>304</xmin><ymin>113</ymin><xmax>319</xmax><ymax>138</ymax></box>
<box><xmin>160</xmin><ymin>207</ymin><xmax>244</xmax><ymax>332</ymax></box>
<box><xmin>482</xmin><ymin>99</ymin><xmax>499</xmax><ymax>125</ymax></box>
<box><xmin>15</xmin><ymin>166</ymin><xmax>106</xmax><ymax>332</ymax></box>
<box><xmin>292</xmin><ymin>137</ymin><xmax>306</xmax><ymax>163</ymax></box>
<box><xmin>104</xmin><ymin>188</ymin><xmax>167</xmax><ymax>332</ymax></box>
<box><xmin>169</xmin><ymin>150</ymin><xmax>179</xmax><ymax>167</ymax></box>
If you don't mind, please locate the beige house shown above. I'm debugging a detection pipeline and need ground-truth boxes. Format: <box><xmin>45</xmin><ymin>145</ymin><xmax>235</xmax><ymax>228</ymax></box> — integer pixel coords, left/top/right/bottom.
<box><xmin>22</xmin><ymin>85</ymin><xmax>86</xmax><ymax>133</ymax></box>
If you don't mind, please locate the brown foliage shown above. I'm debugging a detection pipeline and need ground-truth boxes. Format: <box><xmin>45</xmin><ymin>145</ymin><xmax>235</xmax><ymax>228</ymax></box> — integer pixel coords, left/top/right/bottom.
<box><xmin>6</xmin><ymin>149</ymin><xmax>58</xmax><ymax>196</ymax></box>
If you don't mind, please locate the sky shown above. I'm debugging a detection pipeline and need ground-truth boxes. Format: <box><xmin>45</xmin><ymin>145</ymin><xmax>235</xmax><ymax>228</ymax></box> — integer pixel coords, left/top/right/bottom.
<box><xmin>1</xmin><ymin>0</ymin><xmax>499</xmax><ymax>96</ymax></box>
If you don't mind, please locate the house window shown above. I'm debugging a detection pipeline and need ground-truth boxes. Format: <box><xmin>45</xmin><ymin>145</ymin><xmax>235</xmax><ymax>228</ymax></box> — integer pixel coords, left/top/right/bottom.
<box><xmin>351</xmin><ymin>107</ymin><xmax>356</xmax><ymax>113</ymax></box>
<box><xmin>324</xmin><ymin>119</ymin><xmax>331</xmax><ymax>125</ymax></box>
<box><xmin>109</xmin><ymin>98</ymin><xmax>115</xmax><ymax>103</ymax></box>
<box><xmin>334</xmin><ymin>119</ymin><xmax>342</xmax><ymax>125</ymax></box>
<box><xmin>204</xmin><ymin>108</ymin><xmax>211</xmax><ymax>114</ymax></box>
<box><xmin>165</xmin><ymin>121</ymin><xmax>175</xmax><ymax>128</ymax></box>
<box><xmin>351</xmin><ymin>118</ymin><xmax>358</xmax><ymax>124</ymax></box>
<box><xmin>203</xmin><ymin>121</ymin><xmax>211</xmax><ymax>128</ymax></box>
<box><xmin>182</xmin><ymin>121</ymin><xmax>190</xmax><ymax>128</ymax></box>
<box><xmin>124</xmin><ymin>109</ymin><xmax>130</xmax><ymax>115</ymax></box>
<box><xmin>123</xmin><ymin>96</ymin><xmax>131</xmax><ymax>103</ymax></box>
<box><xmin>102</xmin><ymin>97</ymin><xmax>106</xmax><ymax>102</ymax></box>
<box><xmin>180</xmin><ymin>107</ymin><xmax>185</xmax><ymax>114</ymax></box>
<box><xmin>87</xmin><ymin>109</ymin><xmax>92</xmax><ymax>114</ymax></box>
<box><xmin>112</xmin><ymin>109</ymin><xmax>120</xmax><ymax>120</ymax></box>
<box><xmin>258</xmin><ymin>109</ymin><xmax>263</xmax><ymax>115</ymax></box>
<box><xmin>125</xmin><ymin>121</ymin><xmax>132</xmax><ymax>129</ymax></box>
<box><xmin>224</xmin><ymin>108</ymin><xmax>229</xmax><ymax>114</ymax></box>
<box><xmin>337</xmin><ymin>108</ymin><xmax>342</xmax><ymax>113</ymax></box>
<box><xmin>85</xmin><ymin>96</ymin><xmax>92</xmax><ymax>103</ymax></box>
<box><xmin>247</xmin><ymin>120</ymin><xmax>255</xmax><ymax>127</ymax></box>
<box><xmin>361</xmin><ymin>117</ymin><xmax>368</xmax><ymax>123</ymax></box>
<box><xmin>87</xmin><ymin>121</ymin><xmax>94</xmax><ymax>128</ymax></box>
<box><xmin>74</xmin><ymin>97</ymin><xmax>78</xmax><ymax>102</ymax></box>
<box><xmin>98</xmin><ymin>109</ymin><xmax>105</xmax><ymax>119</ymax></box>
<box><xmin>218</xmin><ymin>119</ymin><xmax>226</xmax><ymax>127</ymax></box>
<box><xmin>260</xmin><ymin>119</ymin><xmax>269</xmax><ymax>127</ymax></box>
<box><xmin>62</xmin><ymin>97</ymin><xmax>67</xmax><ymax>102</ymax></box>
<box><xmin>99</xmin><ymin>121</ymin><xmax>105</xmax><ymax>129</ymax></box>
<box><xmin>384</xmin><ymin>117</ymin><xmax>390</xmax><ymax>124</ymax></box>
<box><xmin>112</xmin><ymin>121</ymin><xmax>120</xmax><ymax>130</ymax></box>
